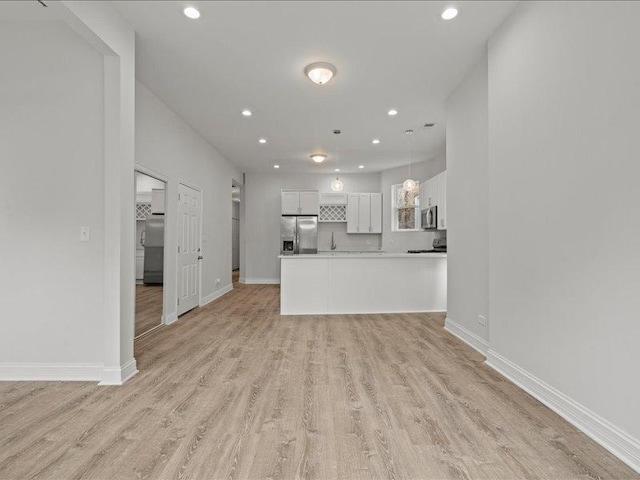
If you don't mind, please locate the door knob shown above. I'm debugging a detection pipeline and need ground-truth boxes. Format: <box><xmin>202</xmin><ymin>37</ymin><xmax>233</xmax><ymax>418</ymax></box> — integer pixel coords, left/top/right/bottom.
<box><xmin>197</xmin><ymin>256</ymin><xmax>203</xmax><ymax>260</ymax></box>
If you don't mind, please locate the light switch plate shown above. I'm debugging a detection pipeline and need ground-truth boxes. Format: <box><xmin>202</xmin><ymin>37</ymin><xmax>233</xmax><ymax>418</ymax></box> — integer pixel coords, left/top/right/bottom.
<box><xmin>80</xmin><ymin>227</ymin><xmax>91</xmax><ymax>242</ymax></box>
<box><xmin>478</xmin><ymin>315</ymin><xmax>487</xmax><ymax>326</ymax></box>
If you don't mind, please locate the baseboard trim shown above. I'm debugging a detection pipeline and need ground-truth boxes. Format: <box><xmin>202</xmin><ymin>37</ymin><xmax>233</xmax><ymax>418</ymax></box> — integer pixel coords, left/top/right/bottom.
<box><xmin>486</xmin><ymin>349</ymin><xmax>640</xmax><ymax>474</ymax></box>
<box><xmin>164</xmin><ymin>311</ymin><xmax>178</xmax><ymax>325</ymax></box>
<box><xmin>243</xmin><ymin>278</ymin><xmax>280</xmax><ymax>285</ymax></box>
<box><xmin>200</xmin><ymin>284</ymin><xmax>233</xmax><ymax>307</ymax></box>
<box><xmin>0</xmin><ymin>363</ymin><xmax>103</xmax><ymax>382</ymax></box>
<box><xmin>99</xmin><ymin>358</ymin><xmax>138</xmax><ymax>386</ymax></box>
<box><xmin>444</xmin><ymin>317</ymin><xmax>489</xmax><ymax>356</ymax></box>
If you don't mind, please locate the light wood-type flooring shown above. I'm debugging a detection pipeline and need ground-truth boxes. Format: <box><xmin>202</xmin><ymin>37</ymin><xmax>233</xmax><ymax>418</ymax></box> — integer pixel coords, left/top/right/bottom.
<box><xmin>0</xmin><ymin>283</ymin><xmax>637</xmax><ymax>479</ymax></box>
<box><xmin>135</xmin><ymin>284</ymin><xmax>163</xmax><ymax>337</ymax></box>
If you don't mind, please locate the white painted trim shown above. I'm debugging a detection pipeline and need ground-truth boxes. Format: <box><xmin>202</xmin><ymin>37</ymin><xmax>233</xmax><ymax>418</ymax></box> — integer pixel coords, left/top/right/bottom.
<box><xmin>200</xmin><ymin>284</ymin><xmax>233</xmax><ymax>307</ymax></box>
<box><xmin>0</xmin><ymin>363</ymin><xmax>103</xmax><ymax>382</ymax></box>
<box><xmin>99</xmin><ymin>358</ymin><xmax>138</xmax><ymax>386</ymax></box>
<box><xmin>444</xmin><ymin>317</ymin><xmax>489</xmax><ymax>355</ymax></box>
<box><xmin>164</xmin><ymin>311</ymin><xmax>178</xmax><ymax>325</ymax></box>
<box><xmin>243</xmin><ymin>278</ymin><xmax>281</xmax><ymax>285</ymax></box>
<box><xmin>486</xmin><ymin>350</ymin><xmax>640</xmax><ymax>474</ymax></box>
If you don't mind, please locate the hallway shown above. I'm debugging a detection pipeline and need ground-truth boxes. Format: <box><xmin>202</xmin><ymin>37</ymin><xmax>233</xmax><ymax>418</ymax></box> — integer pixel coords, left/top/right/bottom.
<box><xmin>0</xmin><ymin>283</ymin><xmax>636</xmax><ymax>479</ymax></box>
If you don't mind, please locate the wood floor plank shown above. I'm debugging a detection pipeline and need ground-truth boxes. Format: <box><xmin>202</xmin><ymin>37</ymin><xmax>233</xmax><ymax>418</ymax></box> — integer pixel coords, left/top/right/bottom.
<box><xmin>0</xmin><ymin>282</ymin><xmax>637</xmax><ymax>479</ymax></box>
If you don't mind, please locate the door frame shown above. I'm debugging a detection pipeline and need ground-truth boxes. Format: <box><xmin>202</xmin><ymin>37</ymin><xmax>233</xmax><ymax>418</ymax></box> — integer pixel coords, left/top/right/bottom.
<box><xmin>134</xmin><ymin>165</ymin><xmax>169</xmax><ymax>329</ymax></box>
<box><xmin>177</xmin><ymin>180</ymin><xmax>204</xmax><ymax>313</ymax></box>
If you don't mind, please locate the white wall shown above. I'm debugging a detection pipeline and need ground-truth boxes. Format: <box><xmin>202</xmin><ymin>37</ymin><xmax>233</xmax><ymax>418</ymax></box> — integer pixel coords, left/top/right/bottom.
<box><xmin>136</xmin><ymin>82</ymin><xmax>242</xmax><ymax>316</ymax></box>
<box><xmin>380</xmin><ymin>157</ymin><xmax>446</xmax><ymax>253</ymax></box>
<box><xmin>244</xmin><ymin>172</ymin><xmax>380</xmax><ymax>282</ymax></box>
<box><xmin>445</xmin><ymin>55</ymin><xmax>489</xmax><ymax>346</ymax></box>
<box><xmin>488</xmin><ymin>0</ymin><xmax>640</xmax><ymax>465</ymax></box>
<box><xmin>0</xmin><ymin>22</ymin><xmax>105</xmax><ymax>370</ymax></box>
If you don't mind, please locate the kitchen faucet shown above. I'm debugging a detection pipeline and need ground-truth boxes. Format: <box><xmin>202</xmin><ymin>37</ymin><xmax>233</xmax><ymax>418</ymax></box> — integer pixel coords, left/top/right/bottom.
<box><xmin>331</xmin><ymin>232</ymin><xmax>337</xmax><ymax>250</ymax></box>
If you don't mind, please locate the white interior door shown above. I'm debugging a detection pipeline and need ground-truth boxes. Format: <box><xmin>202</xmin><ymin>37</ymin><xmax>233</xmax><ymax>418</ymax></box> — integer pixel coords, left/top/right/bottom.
<box><xmin>177</xmin><ymin>184</ymin><xmax>201</xmax><ymax>316</ymax></box>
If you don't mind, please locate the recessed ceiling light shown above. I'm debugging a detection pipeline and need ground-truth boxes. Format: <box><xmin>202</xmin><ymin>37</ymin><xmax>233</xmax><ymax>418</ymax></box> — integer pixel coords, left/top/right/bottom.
<box><xmin>310</xmin><ymin>153</ymin><xmax>327</xmax><ymax>164</ymax></box>
<box><xmin>372</xmin><ymin>139</ymin><xmax>381</xmax><ymax>144</ymax></box>
<box><xmin>442</xmin><ymin>7</ymin><xmax>458</xmax><ymax>20</ymax></box>
<box><xmin>334</xmin><ymin>168</ymin><xmax>341</xmax><ymax>172</ymax></box>
<box><xmin>387</xmin><ymin>109</ymin><xmax>398</xmax><ymax>116</ymax></box>
<box><xmin>273</xmin><ymin>164</ymin><xmax>280</xmax><ymax>169</ymax></box>
<box><xmin>304</xmin><ymin>62</ymin><xmax>337</xmax><ymax>85</ymax></box>
<box><xmin>183</xmin><ymin>6</ymin><xmax>200</xmax><ymax>19</ymax></box>
<box><xmin>358</xmin><ymin>165</ymin><xmax>364</xmax><ymax>169</ymax></box>
<box><xmin>241</xmin><ymin>109</ymin><xmax>252</xmax><ymax>117</ymax></box>
<box><xmin>258</xmin><ymin>138</ymin><xmax>267</xmax><ymax>144</ymax></box>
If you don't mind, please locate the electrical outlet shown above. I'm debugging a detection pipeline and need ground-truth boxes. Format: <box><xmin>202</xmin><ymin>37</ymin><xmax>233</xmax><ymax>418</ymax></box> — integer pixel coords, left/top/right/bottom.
<box><xmin>478</xmin><ymin>315</ymin><xmax>486</xmax><ymax>326</ymax></box>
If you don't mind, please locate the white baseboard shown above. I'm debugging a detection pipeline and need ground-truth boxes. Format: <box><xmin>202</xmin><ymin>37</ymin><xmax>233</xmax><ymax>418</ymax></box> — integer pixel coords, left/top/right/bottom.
<box><xmin>164</xmin><ymin>311</ymin><xmax>178</xmax><ymax>325</ymax></box>
<box><xmin>200</xmin><ymin>284</ymin><xmax>233</xmax><ymax>307</ymax></box>
<box><xmin>99</xmin><ymin>358</ymin><xmax>138</xmax><ymax>386</ymax></box>
<box><xmin>239</xmin><ymin>276</ymin><xmax>246</xmax><ymax>284</ymax></box>
<box><xmin>444</xmin><ymin>317</ymin><xmax>489</xmax><ymax>355</ymax></box>
<box><xmin>0</xmin><ymin>363</ymin><xmax>103</xmax><ymax>382</ymax></box>
<box><xmin>243</xmin><ymin>277</ymin><xmax>280</xmax><ymax>285</ymax></box>
<box><xmin>486</xmin><ymin>349</ymin><xmax>640</xmax><ymax>474</ymax></box>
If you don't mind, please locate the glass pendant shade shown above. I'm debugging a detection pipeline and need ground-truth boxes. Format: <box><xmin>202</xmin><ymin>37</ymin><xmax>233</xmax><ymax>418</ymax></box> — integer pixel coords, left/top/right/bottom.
<box><xmin>403</xmin><ymin>178</ymin><xmax>417</xmax><ymax>191</ymax></box>
<box><xmin>330</xmin><ymin>178</ymin><xmax>344</xmax><ymax>192</ymax></box>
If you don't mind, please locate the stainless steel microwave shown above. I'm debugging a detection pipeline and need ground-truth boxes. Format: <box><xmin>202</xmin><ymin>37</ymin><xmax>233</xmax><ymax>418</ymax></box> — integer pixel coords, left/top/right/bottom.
<box><xmin>421</xmin><ymin>206</ymin><xmax>437</xmax><ymax>230</ymax></box>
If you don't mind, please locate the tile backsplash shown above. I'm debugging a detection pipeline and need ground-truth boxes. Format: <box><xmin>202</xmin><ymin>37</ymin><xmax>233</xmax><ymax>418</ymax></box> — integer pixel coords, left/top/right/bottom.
<box><xmin>318</xmin><ymin>223</ymin><xmax>382</xmax><ymax>251</ymax></box>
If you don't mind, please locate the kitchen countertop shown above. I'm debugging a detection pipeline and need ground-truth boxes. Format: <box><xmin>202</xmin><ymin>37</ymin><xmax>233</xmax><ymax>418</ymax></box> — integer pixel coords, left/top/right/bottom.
<box><xmin>279</xmin><ymin>252</ymin><xmax>447</xmax><ymax>259</ymax></box>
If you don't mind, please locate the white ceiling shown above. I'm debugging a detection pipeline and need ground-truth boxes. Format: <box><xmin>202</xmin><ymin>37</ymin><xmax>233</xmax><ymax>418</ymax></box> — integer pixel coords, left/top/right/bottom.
<box><xmin>10</xmin><ymin>1</ymin><xmax>517</xmax><ymax>174</ymax></box>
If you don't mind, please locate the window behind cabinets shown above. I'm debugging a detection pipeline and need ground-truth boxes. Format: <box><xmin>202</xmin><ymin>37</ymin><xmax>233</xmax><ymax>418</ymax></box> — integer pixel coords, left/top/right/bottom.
<box><xmin>391</xmin><ymin>183</ymin><xmax>421</xmax><ymax>231</ymax></box>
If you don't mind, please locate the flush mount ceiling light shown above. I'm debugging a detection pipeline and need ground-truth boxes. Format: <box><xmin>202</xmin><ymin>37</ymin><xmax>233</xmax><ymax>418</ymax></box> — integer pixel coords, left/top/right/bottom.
<box><xmin>273</xmin><ymin>164</ymin><xmax>280</xmax><ymax>169</ymax></box>
<box><xmin>334</xmin><ymin>168</ymin><xmax>340</xmax><ymax>172</ymax></box>
<box><xmin>387</xmin><ymin>109</ymin><xmax>398</xmax><ymax>116</ymax></box>
<box><xmin>258</xmin><ymin>138</ymin><xmax>267</xmax><ymax>144</ymax></box>
<box><xmin>358</xmin><ymin>165</ymin><xmax>365</xmax><ymax>169</ymax></box>
<box><xmin>241</xmin><ymin>109</ymin><xmax>252</xmax><ymax>117</ymax></box>
<box><xmin>372</xmin><ymin>139</ymin><xmax>381</xmax><ymax>145</ymax></box>
<box><xmin>442</xmin><ymin>7</ymin><xmax>458</xmax><ymax>20</ymax></box>
<box><xmin>304</xmin><ymin>62</ymin><xmax>337</xmax><ymax>85</ymax></box>
<box><xmin>183</xmin><ymin>6</ymin><xmax>200</xmax><ymax>19</ymax></box>
<box><xmin>310</xmin><ymin>153</ymin><xmax>327</xmax><ymax>164</ymax></box>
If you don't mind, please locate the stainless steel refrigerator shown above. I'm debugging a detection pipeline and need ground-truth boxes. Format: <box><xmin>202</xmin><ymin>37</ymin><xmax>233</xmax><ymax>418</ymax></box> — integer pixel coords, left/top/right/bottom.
<box><xmin>143</xmin><ymin>214</ymin><xmax>164</xmax><ymax>284</ymax></box>
<box><xmin>280</xmin><ymin>216</ymin><xmax>318</xmax><ymax>255</ymax></box>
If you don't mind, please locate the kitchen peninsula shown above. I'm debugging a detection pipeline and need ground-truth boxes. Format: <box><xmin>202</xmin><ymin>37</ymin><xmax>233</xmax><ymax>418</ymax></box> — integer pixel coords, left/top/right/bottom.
<box><xmin>279</xmin><ymin>252</ymin><xmax>447</xmax><ymax>315</ymax></box>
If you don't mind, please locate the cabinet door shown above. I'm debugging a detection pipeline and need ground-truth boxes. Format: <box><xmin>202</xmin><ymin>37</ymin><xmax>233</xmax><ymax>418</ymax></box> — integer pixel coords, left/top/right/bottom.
<box><xmin>281</xmin><ymin>191</ymin><xmax>300</xmax><ymax>215</ymax></box>
<box><xmin>358</xmin><ymin>194</ymin><xmax>371</xmax><ymax>233</ymax></box>
<box><xmin>370</xmin><ymin>193</ymin><xmax>382</xmax><ymax>233</ymax></box>
<box><xmin>299</xmin><ymin>191</ymin><xmax>319</xmax><ymax>215</ymax></box>
<box><xmin>438</xmin><ymin>171</ymin><xmax>447</xmax><ymax>230</ymax></box>
<box><xmin>319</xmin><ymin>193</ymin><xmax>347</xmax><ymax>205</ymax></box>
<box><xmin>347</xmin><ymin>194</ymin><xmax>360</xmax><ymax>233</ymax></box>
<box><xmin>428</xmin><ymin>177</ymin><xmax>440</xmax><ymax>207</ymax></box>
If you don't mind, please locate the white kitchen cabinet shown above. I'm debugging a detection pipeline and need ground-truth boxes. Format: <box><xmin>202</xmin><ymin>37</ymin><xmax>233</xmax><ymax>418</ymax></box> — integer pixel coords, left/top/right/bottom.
<box><xmin>370</xmin><ymin>193</ymin><xmax>382</xmax><ymax>233</ymax></box>
<box><xmin>319</xmin><ymin>193</ymin><xmax>347</xmax><ymax>205</ymax></box>
<box><xmin>422</xmin><ymin>176</ymin><xmax>439</xmax><ymax>208</ymax></box>
<box><xmin>437</xmin><ymin>171</ymin><xmax>447</xmax><ymax>230</ymax></box>
<box><xmin>151</xmin><ymin>189</ymin><xmax>165</xmax><ymax>214</ymax></box>
<box><xmin>347</xmin><ymin>194</ymin><xmax>359</xmax><ymax>233</ymax></box>
<box><xmin>299</xmin><ymin>191</ymin><xmax>320</xmax><ymax>215</ymax></box>
<box><xmin>281</xmin><ymin>191</ymin><xmax>319</xmax><ymax>215</ymax></box>
<box><xmin>347</xmin><ymin>193</ymin><xmax>382</xmax><ymax>234</ymax></box>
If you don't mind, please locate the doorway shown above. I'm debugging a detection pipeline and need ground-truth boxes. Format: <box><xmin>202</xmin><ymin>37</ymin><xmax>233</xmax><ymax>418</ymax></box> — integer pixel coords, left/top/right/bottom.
<box><xmin>135</xmin><ymin>171</ymin><xmax>166</xmax><ymax>338</ymax></box>
<box><xmin>232</xmin><ymin>183</ymin><xmax>241</xmax><ymax>285</ymax></box>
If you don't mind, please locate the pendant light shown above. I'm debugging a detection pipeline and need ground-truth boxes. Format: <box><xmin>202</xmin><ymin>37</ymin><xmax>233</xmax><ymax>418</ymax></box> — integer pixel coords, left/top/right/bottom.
<box><xmin>330</xmin><ymin>129</ymin><xmax>344</xmax><ymax>192</ymax></box>
<box><xmin>402</xmin><ymin>129</ymin><xmax>417</xmax><ymax>191</ymax></box>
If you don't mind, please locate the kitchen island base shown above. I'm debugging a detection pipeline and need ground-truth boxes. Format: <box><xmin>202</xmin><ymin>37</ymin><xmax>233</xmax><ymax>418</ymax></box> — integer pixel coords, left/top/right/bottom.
<box><xmin>279</xmin><ymin>254</ymin><xmax>447</xmax><ymax>315</ymax></box>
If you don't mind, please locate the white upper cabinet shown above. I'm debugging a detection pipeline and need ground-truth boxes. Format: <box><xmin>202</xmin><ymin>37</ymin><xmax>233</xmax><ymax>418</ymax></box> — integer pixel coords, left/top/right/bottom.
<box><xmin>319</xmin><ymin>193</ymin><xmax>347</xmax><ymax>205</ymax></box>
<box><xmin>437</xmin><ymin>171</ymin><xmax>447</xmax><ymax>230</ymax></box>
<box><xmin>299</xmin><ymin>191</ymin><xmax>320</xmax><ymax>215</ymax></box>
<box><xmin>369</xmin><ymin>193</ymin><xmax>382</xmax><ymax>234</ymax></box>
<box><xmin>347</xmin><ymin>194</ymin><xmax>360</xmax><ymax>233</ymax></box>
<box><xmin>281</xmin><ymin>191</ymin><xmax>300</xmax><ymax>215</ymax></box>
<box><xmin>422</xmin><ymin>176</ymin><xmax>439</xmax><ymax>208</ymax></box>
<box><xmin>281</xmin><ymin>191</ymin><xmax>319</xmax><ymax>215</ymax></box>
<box><xmin>347</xmin><ymin>193</ymin><xmax>382</xmax><ymax>234</ymax></box>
